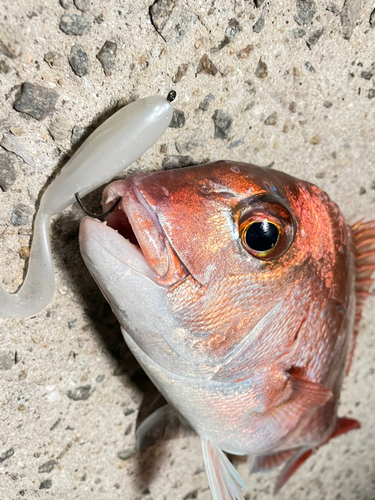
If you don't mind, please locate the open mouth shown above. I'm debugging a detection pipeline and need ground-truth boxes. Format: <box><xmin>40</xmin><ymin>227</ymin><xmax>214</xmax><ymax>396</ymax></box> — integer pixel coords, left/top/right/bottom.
<box><xmin>98</xmin><ymin>179</ymin><xmax>187</xmax><ymax>287</ymax></box>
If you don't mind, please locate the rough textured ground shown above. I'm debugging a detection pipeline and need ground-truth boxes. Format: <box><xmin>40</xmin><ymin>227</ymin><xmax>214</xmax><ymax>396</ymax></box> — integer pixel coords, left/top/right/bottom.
<box><xmin>0</xmin><ymin>0</ymin><xmax>375</xmax><ymax>499</ymax></box>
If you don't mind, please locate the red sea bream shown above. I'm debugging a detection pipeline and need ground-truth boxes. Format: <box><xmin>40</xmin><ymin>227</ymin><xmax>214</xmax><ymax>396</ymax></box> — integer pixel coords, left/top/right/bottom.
<box><xmin>79</xmin><ymin>161</ymin><xmax>375</xmax><ymax>500</ymax></box>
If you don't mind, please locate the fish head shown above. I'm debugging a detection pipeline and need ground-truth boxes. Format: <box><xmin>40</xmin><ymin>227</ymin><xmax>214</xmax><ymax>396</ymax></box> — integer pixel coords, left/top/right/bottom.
<box><xmin>79</xmin><ymin>161</ymin><xmax>351</xmax><ymax>376</ymax></box>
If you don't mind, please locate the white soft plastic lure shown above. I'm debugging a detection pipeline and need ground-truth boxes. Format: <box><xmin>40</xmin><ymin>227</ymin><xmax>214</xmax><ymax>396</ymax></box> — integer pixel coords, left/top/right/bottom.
<box><xmin>0</xmin><ymin>94</ymin><xmax>174</xmax><ymax>318</ymax></box>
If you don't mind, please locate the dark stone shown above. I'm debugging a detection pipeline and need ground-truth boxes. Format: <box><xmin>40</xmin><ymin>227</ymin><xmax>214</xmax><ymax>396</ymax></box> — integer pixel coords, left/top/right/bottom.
<box><xmin>124</xmin><ymin>424</ymin><xmax>132</xmax><ymax>435</ymax></box>
<box><xmin>305</xmin><ymin>61</ymin><xmax>315</xmax><ymax>72</ymax></box>
<box><xmin>172</xmin><ymin>63</ymin><xmax>188</xmax><ymax>83</ymax></box>
<box><xmin>370</xmin><ymin>180</ymin><xmax>375</xmax><ymax>189</ymax></box>
<box><xmin>228</xmin><ymin>138</ymin><xmax>244</xmax><ymax>149</ymax></box>
<box><xmin>212</xmin><ymin>109</ymin><xmax>232</xmax><ymax>139</ymax></box>
<box><xmin>96</xmin><ymin>41</ymin><xmax>117</xmax><ymax>76</ymax></box>
<box><xmin>38</xmin><ymin>460</ymin><xmax>58</xmax><ymax>473</ymax></box>
<box><xmin>162</xmin><ymin>155</ymin><xmax>200</xmax><ymax>170</ymax></box>
<box><xmin>359</xmin><ymin>187</ymin><xmax>366</xmax><ymax>195</ymax></box>
<box><xmin>50</xmin><ymin>419</ymin><xmax>61</xmax><ymax>431</ymax></box>
<box><xmin>264</xmin><ymin>112</ymin><xmax>277</xmax><ymax>125</ymax></box>
<box><xmin>67</xmin><ymin>318</ymin><xmax>77</xmax><ymax>329</ymax></box>
<box><xmin>226</xmin><ymin>18</ymin><xmax>242</xmax><ymax>40</ymax></box>
<box><xmin>0</xmin><ymin>59</ymin><xmax>11</xmax><ymax>74</ymax></box>
<box><xmin>124</xmin><ymin>408</ymin><xmax>135</xmax><ymax>416</ymax></box>
<box><xmin>96</xmin><ymin>374</ymin><xmax>105</xmax><ymax>383</ymax></box>
<box><xmin>306</xmin><ymin>28</ymin><xmax>324</xmax><ymax>48</ymax></box>
<box><xmin>370</xmin><ymin>8</ymin><xmax>375</xmax><ymax>27</ymax></box>
<box><xmin>39</xmin><ymin>479</ymin><xmax>52</xmax><ymax>490</ymax></box>
<box><xmin>0</xmin><ymin>351</ymin><xmax>13</xmax><ymax>370</ymax></box>
<box><xmin>0</xmin><ymin>153</ymin><xmax>17</xmax><ymax>191</ymax></box>
<box><xmin>368</xmin><ymin>89</ymin><xmax>375</xmax><ymax>99</ymax></box>
<box><xmin>71</xmin><ymin>125</ymin><xmax>94</xmax><ymax>147</ymax></box>
<box><xmin>13</xmin><ymin>83</ymin><xmax>58</xmax><ymax>120</ymax></box>
<box><xmin>0</xmin><ymin>25</ymin><xmax>22</xmax><ymax>58</ymax></box>
<box><xmin>0</xmin><ymin>133</ymin><xmax>36</xmax><ymax>169</ymax></box>
<box><xmin>324</xmin><ymin>101</ymin><xmax>333</xmax><ymax>108</ymax></box>
<box><xmin>10</xmin><ymin>204</ymin><xmax>32</xmax><ymax>226</ymax></box>
<box><xmin>253</xmin><ymin>15</ymin><xmax>265</xmax><ymax>33</ymax></box>
<box><xmin>255</xmin><ymin>58</ymin><xmax>267</xmax><ymax>78</ymax></box>
<box><xmin>326</xmin><ymin>2</ymin><xmax>340</xmax><ymax>15</ymax></box>
<box><xmin>0</xmin><ymin>448</ymin><xmax>14</xmax><ymax>463</ymax></box>
<box><xmin>117</xmin><ymin>448</ymin><xmax>135</xmax><ymax>461</ymax></box>
<box><xmin>149</xmin><ymin>0</ymin><xmax>175</xmax><ymax>33</ymax></box>
<box><xmin>294</xmin><ymin>0</ymin><xmax>316</xmax><ymax>26</ymax></box>
<box><xmin>359</xmin><ymin>71</ymin><xmax>373</xmax><ymax>80</ymax></box>
<box><xmin>44</xmin><ymin>51</ymin><xmax>64</xmax><ymax>69</ymax></box>
<box><xmin>196</xmin><ymin>54</ymin><xmax>218</xmax><ymax>76</ymax></box>
<box><xmin>199</xmin><ymin>93</ymin><xmax>215</xmax><ymax>111</ymax></box>
<box><xmin>254</xmin><ymin>0</ymin><xmax>265</xmax><ymax>6</ymax></box>
<box><xmin>169</xmin><ymin>109</ymin><xmax>185</xmax><ymax>129</ymax></box>
<box><xmin>74</xmin><ymin>0</ymin><xmax>91</xmax><ymax>12</ymax></box>
<box><xmin>341</xmin><ymin>0</ymin><xmax>361</xmax><ymax>40</ymax></box>
<box><xmin>69</xmin><ymin>45</ymin><xmax>90</xmax><ymax>76</ymax></box>
<box><xmin>59</xmin><ymin>14</ymin><xmax>91</xmax><ymax>36</ymax></box>
<box><xmin>66</xmin><ymin>384</ymin><xmax>95</xmax><ymax>401</ymax></box>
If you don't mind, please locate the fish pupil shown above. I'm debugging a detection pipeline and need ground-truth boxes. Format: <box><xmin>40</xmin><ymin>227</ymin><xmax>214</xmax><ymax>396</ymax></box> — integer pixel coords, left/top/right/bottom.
<box><xmin>245</xmin><ymin>221</ymin><xmax>279</xmax><ymax>252</ymax></box>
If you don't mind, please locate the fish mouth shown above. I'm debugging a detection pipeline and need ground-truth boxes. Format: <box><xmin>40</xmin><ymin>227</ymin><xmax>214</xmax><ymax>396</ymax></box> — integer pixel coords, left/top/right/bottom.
<box><xmin>96</xmin><ymin>178</ymin><xmax>187</xmax><ymax>287</ymax></box>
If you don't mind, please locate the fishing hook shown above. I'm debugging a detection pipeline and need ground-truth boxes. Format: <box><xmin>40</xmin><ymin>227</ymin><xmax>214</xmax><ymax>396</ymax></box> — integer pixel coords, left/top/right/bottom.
<box><xmin>75</xmin><ymin>192</ymin><xmax>121</xmax><ymax>220</ymax></box>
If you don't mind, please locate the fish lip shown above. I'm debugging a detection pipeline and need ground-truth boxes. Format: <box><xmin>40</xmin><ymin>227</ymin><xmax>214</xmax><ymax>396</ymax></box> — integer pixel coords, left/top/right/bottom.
<box><xmin>102</xmin><ymin>178</ymin><xmax>187</xmax><ymax>286</ymax></box>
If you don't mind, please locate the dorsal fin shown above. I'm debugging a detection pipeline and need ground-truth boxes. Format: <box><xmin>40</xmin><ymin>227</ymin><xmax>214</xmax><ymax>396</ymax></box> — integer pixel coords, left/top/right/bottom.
<box><xmin>347</xmin><ymin>219</ymin><xmax>375</xmax><ymax>373</ymax></box>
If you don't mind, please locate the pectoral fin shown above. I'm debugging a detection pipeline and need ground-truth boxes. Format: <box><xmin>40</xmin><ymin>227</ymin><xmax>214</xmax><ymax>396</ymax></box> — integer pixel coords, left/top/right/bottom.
<box><xmin>202</xmin><ymin>438</ymin><xmax>247</xmax><ymax>500</ymax></box>
<box><xmin>136</xmin><ymin>404</ymin><xmax>194</xmax><ymax>450</ymax></box>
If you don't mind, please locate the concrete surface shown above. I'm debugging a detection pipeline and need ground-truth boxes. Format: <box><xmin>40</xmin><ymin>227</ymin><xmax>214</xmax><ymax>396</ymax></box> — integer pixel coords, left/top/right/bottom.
<box><xmin>0</xmin><ymin>0</ymin><xmax>375</xmax><ymax>499</ymax></box>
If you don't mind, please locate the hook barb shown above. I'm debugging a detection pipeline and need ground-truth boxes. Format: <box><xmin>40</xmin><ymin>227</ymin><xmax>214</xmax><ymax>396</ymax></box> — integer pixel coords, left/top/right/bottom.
<box><xmin>75</xmin><ymin>192</ymin><xmax>121</xmax><ymax>220</ymax></box>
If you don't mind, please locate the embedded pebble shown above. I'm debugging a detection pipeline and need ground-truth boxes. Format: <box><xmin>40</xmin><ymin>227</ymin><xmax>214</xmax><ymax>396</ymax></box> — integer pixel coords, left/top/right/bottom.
<box><xmin>253</xmin><ymin>15</ymin><xmax>265</xmax><ymax>33</ymax></box>
<box><xmin>255</xmin><ymin>58</ymin><xmax>267</xmax><ymax>78</ymax></box>
<box><xmin>10</xmin><ymin>204</ymin><xmax>32</xmax><ymax>226</ymax></box>
<box><xmin>44</xmin><ymin>51</ymin><xmax>65</xmax><ymax>69</ymax></box>
<box><xmin>69</xmin><ymin>44</ymin><xmax>90</xmax><ymax>76</ymax></box>
<box><xmin>228</xmin><ymin>138</ymin><xmax>244</xmax><ymax>149</ymax></box>
<box><xmin>324</xmin><ymin>101</ymin><xmax>333</xmax><ymax>108</ymax></box>
<box><xmin>149</xmin><ymin>0</ymin><xmax>175</xmax><ymax>33</ymax></box>
<box><xmin>359</xmin><ymin>71</ymin><xmax>373</xmax><ymax>80</ymax></box>
<box><xmin>173</xmin><ymin>63</ymin><xmax>188</xmax><ymax>83</ymax></box>
<box><xmin>169</xmin><ymin>109</ymin><xmax>185</xmax><ymax>129</ymax></box>
<box><xmin>216</xmin><ymin>18</ymin><xmax>242</xmax><ymax>49</ymax></box>
<box><xmin>74</xmin><ymin>0</ymin><xmax>91</xmax><ymax>12</ymax></box>
<box><xmin>66</xmin><ymin>385</ymin><xmax>95</xmax><ymax>401</ymax></box>
<box><xmin>39</xmin><ymin>479</ymin><xmax>52</xmax><ymax>490</ymax></box>
<box><xmin>59</xmin><ymin>0</ymin><xmax>71</xmax><ymax>8</ymax></box>
<box><xmin>341</xmin><ymin>0</ymin><xmax>361</xmax><ymax>40</ymax></box>
<box><xmin>71</xmin><ymin>124</ymin><xmax>94</xmax><ymax>147</ymax></box>
<box><xmin>0</xmin><ymin>59</ymin><xmax>10</xmax><ymax>73</ymax></box>
<box><xmin>254</xmin><ymin>0</ymin><xmax>265</xmax><ymax>6</ymax></box>
<box><xmin>326</xmin><ymin>3</ymin><xmax>341</xmax><ymax>15</ymax></box>
<box><xmin>199</xmin><ymin>93</ymin><xmax>215</xmax><ymax>111</ymax></box>
<box><xmin>292</xmin><ymin>28</ymin><xmax>306</xmax><ymax>38</ymax></box>
<box><xmin>196</xmin><ymin>54</ymin><xmax>218</xmax><ymax>76</ymax></box>
<box><xmin>0</xmin><ymin>23</ymin><xmax>22</xmax><ymax>58</ymax></box>
<box><xmin>264</xmin><ymin>112</ymin><xmax>277</xmax><ymax>126</ymax></box>
<box><xmin>305</xmin><ymin>61</ymin><xmax>315</xmax><ymax>72</ymax></box>
<box><xmin>13</xmin><ymin>83</ymin><xmax>58</xmax><ymax>121</ymax></box>
<box><xmin>175</xmin><ymin>130</ymin><xmax>205</xmax><ymax>153</ymax></box>
<box><xmin>0</xmin><ymin>351</ymin><xmax>14</xmax><ymax>370</ymax></box>
<box><xmin>0</xmin><ymin>448</ymin><xmax>14</xmax><ymax>463</ymax></box>
<box><xmin>162</xmin><ymin>155</ymin><xmax>200</xmax><ymax>170</ymax></box>
<box><xmin>0</xmin><ymin>152</ymin><xmax>17</xmax><ymax>191</ymax></box>
<box><xmin>212</xmin><ymin>110</ymin><xmax>232</xmax><ymax>140</ymax></box>
<box><xmin>368</xmin><ymin>89</ymin><xmax>375</xmax><ymax>99</ymax></box>
<box><xmin>307</xmin><ymin>28</ymin><xmax>324</xmax><ymax>48</ymax></box>
<box><xmin>49</xmin><ymin>116</ymin><xmax>71</xmax><ymax>141</ymax></box>
<box><xmin>370</xmin><ymin>8</ymin><xmax>375</xmax><ymax>27</ymax></box>
<box><xmin>0</xmin><ymin>133</ymin><xmax>37</xmax><ymax>169</ymax></box>
<box><xmin>294</xmin><ymin>0</ymin><xmax>317</xmax><ymax>26</ymax></box>
<box><xmin>237</xmin><ymin>44</ymin><xmax>254</xmax><ymax>59</ymax></box>
<box><xmin>359</xmin><ymin>187</ymin><xmax>366</xmax><ymax>195</ymax></box>
<box><xmin>117</xmin><ymin>448</ymin><xmax>135</xmax><ymax>461</ymax></box>
<box><xmin>59</xmin><ymin>14</ymin><xmax>91</xmax><ymax>36</ymax></box>
<box><xmin>19</xmin><ymin>247</ymin><xmax>30</xmax><ymax>259</ymax></box>
<box><xmin>96</xmin><ymin>41</ymin><xmax>117</xmax><ymax>76</ymax></box>
<box><xmin>38</xmin><ymin>460</ymin><xmax>58</xmax><ymax>473</ymax></box>
<box><xmin>370</xmin><ymin>180</ymin><xmax>375</xmax><ymax>189</ymax></box>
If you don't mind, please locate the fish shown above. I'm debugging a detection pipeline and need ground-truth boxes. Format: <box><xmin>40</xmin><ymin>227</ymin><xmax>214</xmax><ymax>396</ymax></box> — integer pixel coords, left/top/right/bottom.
<box><xmin>79</xmin><ymin>161</ymin><xmax>375</xmax><ymax>499</ymax></box>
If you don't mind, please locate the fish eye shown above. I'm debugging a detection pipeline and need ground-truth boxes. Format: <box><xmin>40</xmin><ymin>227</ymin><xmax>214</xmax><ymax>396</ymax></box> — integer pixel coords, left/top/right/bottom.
<box><xmin>239</xmin><ymin>199</ymin><xmax>295</xmax><ymax>260</ymax></box>
<box><xmin>244</xmin><ymin>220</ymin><xmax>280</xmax><ymax>253</ymax></box>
